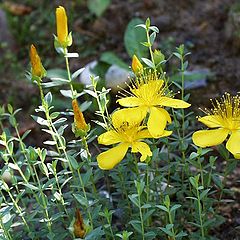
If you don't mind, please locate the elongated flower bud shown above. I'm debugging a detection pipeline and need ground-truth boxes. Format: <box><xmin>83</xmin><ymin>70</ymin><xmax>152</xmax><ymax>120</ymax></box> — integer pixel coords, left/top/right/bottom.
<box><xmin>56</xmin><ymin>6</ymin><xmax>68</xmax><ymax>47</ymax></box>
<box><xmin>30</xmin><ymin>44</ymin><xmax>45</xmax><ymax>78</ymax></box>
<box><xmin>132</xmin><ymin>55</ymin><xmax>143</xmax><ymax>74</ymax></box>
<box><xmin>73</xmin><ymin>209</ymin><xmax>86</xmax><ymax>238</ymax></box>
<box><xmin>72</xmin><ymin>99</ymin><xmax>88</xmax><ymax>131</ymax></box>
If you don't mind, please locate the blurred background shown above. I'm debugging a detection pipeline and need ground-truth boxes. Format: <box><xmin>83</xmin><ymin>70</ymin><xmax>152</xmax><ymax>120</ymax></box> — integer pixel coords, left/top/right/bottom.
<box><xmin>1</xmin><ymin>0</ymin><xmax>240</xmax><ymax>128</ymax></box>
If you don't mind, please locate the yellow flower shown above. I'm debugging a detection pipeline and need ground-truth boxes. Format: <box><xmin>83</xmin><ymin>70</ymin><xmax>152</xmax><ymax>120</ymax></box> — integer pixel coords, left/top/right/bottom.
<box><xmin>56</xmin><ymin>6</ymin><xmax>70</xmax><ymax>48</ymax></box>
<box><xmin>132</xmin><ymin>55</ymin><xmax>143</xmax><ymax>74</ymax></box>
<box><xmin>97</xmin><ymin>108</ymin><xmax>172</xmax><ymax>170</ymax></box>
<box><xmin>117</xmin><ymin>71</ymin><xmax>190</xmax><ymax>138</ymax></box>
<box><xmin>72</xmin><ymin>99</ymin><xmax>88</xmax><ymax>131</ymax></box>
<box><xmin>192</xmin><ymin>93</ymin><xmax>240</xmax><ymax>159</ymax></box>
<box><xmin>29</xmin><ymin>44</ymin><xmax>45</xmax><ymax>78</ymax></box>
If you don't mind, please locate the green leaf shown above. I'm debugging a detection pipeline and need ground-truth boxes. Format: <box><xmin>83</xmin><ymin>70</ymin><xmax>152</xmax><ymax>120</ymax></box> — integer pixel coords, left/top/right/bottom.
<box><xmin>72</xmin><ymin>67</ymin><xmax>85</xmax><ymax>79</ymax></box>
<box><xmin>129</xmin><ymin>220</ymin><xmax>142</xmax><ymax>234</ymax></box>
<box><xmin>73</xmin><ymin>194</ymin><xmax>88</xmax><ymax>207</ymax></box>
<box><xmin>159</xmin><ymin>227</ymin><xmax>174</xmax><ymax>237</ymax></box>
<box><xmin>100</xmin><ymin>51</ymin><xmax>129</xmax><ymax>70</ymax></box>
<box><xmin>60</xmin><ymin>90</ymin><xmax>73</xmax><ymax>98</ymax></box>
<box><xmin>87</xmin><ymin>0</ymin><xmax>111</xmax><ymax>17</ymax></box>
<box><xmin>124</xmin><ymin>18</ymin><xmax>148</xmax><ymax>58</ymax></box>
<box><xmin>156</xmin><ymin>205</ymin><xmax>168</xmax><ymax>212</ymax></box>
<box><xmin>170</xmin><ymin>204</ymin><xmax>181</xmax><ymax>213</ymax></box>
<box><xmin>200</xmin><ymin>189</ymin><xmax>210</xmax><ymax>200</ymax></box>
<box><xmin>141</xmin><ymin>58</ymin><xmax>155</xmax><ymax>68</ymax></box>
<box><xmin>128</xmin><ymin>194</ymin><xmax>139</xmax><ymax>207</ymax></box>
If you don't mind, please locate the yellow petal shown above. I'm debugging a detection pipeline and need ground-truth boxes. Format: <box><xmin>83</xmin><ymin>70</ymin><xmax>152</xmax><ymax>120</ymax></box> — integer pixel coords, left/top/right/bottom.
<box><xmin>192</xmin><ymin>128</ymin><xmax>229</xmax><ymax>147</ymax></box>
<box><xmin>148</xmin><ymin>107</ymin><xmax>169</xmax><ymax>138</ymax></box>
<box><xmin>98</xmin><ymin>130</ymin><xmax>122</xmax><ymax>145</ymax></box>
<box><xmin>161</xmin><ymin>130</ymin><xmax>173</xmax><ymax>137</ymax></box>
<box><xmin>97</xmin><ymin>143</ymin><xmax>129</xmax><ymax>170</ymax></box>
<box><xmin>117</xmin><ymin>97</ymin><xmax>142</xmax><ymax>107</ymax></box>
<box><xmin>136</xmin><ymin>129</ymin><xmax>153</xmax><ymax>139</ymax></box>
<box><xmin>131</xmin><ymin>142</ymin><xmax>152</xmax><ymax>162</ymax></box>
<box><xmin>226</xmin><ymin>130</ymin><xmax>240</xmax><ymax>156</ymax></box>
<box><xmin>112</xmin><ymin>107</ymin><xmax>147</xmax><ymax>129</ymax></box>
<box><xmin>157</xmin><ymin>96</ymin><xmax>191</xmax><ymax>108</ymax></box>
<box><xmin>198</xmin><ymin>115</ymin><xmax>222</xmax><ymax>128</ymax></box>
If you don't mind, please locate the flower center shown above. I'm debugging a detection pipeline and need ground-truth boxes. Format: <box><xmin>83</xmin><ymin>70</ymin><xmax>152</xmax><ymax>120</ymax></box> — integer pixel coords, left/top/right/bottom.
<box><xmin>115</xmin><ymin>122</ymin><xmax>140</xmax><ymax>143</ymax></box>
<box><xmin>209</xmin><ymin>93</ymin><xmax>240</xmax><ymax>130</ymax></box>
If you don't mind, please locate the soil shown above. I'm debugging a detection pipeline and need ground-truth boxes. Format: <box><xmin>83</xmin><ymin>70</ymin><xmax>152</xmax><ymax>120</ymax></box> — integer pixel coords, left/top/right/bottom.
<box><xmin>1</xmin><ymin>0</ymin><xmax>240</xmax><ymax>239</ymax></box>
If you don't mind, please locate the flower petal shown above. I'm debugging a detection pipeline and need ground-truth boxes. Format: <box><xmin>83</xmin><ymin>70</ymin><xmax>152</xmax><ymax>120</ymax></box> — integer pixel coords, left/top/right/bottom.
<box><xmin>98</xmin><ymin>130</ymin><xmax>122</xmax><ymax>145</ymax></box>
<box><xmin>192</xmin><ymin>128</ymin><xmax>229</xmax><ymax>147</ymax></box>
<box><xmin>157</xmin><ymin>97</ymin><xmax>191</xmax><ymax>108</ymax></box>
<box><xmin>112</xmin><ymin>107</ymin><xmax>147</xmax><ymax>129</ymax></box>
<box><xmin>161</xmin><ymin>130</ymin><xmax>173</xmax><ymax>137</ymax></box>
<box><xmin>198</xmin><ymin>115</ymin><xmax>222</xmax><ymax>128</ymax></box>
<box><xmin>131</xmin><ymin>142</ymin><xmax>152</xmax><ymax>162</ymax></box>
<box><xmin>148</xmin><ymin>107</ymin><xmax>169</xmax><ymax>138</ymax></box>
<box><xmin>97</xmin><ymin>143</ymin><xmax>130</xmax><ymax>170</ymax></box>
<box><xmin>136</xmin><ymin>129</ymin><xmax>153</xmax><ymax>139</ymax></box>
<box><xmin>117</xmin><ymin>97</ymin><xmax>142</xmax><ymax>107</ymax></box>
<box><xmin>226</xmin><ymin>130</ymin><xmax>240</xmax><ymax>156</ymax></box>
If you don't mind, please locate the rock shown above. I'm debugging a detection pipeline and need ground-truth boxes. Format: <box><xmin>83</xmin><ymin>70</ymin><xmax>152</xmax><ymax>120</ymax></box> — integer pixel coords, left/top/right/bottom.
<box><xmin>184</xmin><ymin>68</ymin><xmax>210</xmax><ymax>89</ymax></box>
<box><xmin>105</xmin><ymin>65</ymin><xmax>130</xmax><ymax>91</ymax></box>
<box><xmin>79</xmin><ymin>60</ymin><xmax>98</xmax><ymax>86</ymax></box>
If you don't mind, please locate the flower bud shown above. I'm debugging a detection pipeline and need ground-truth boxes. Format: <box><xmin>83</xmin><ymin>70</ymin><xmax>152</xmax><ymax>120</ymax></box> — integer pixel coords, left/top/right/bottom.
<box><xmin>73</xmin><ymin>209</ymin><xmax>86</xmax><ymax>238</ymax></box>
<box><xmin>132</xmin><ymin>55</ymin><xmax>143</xmax><ymax>74</ymax></box>
<box><xmin>30</xmin><ymin>44</ymin><xmax>46</xmax><ymax>79</ymax></box>
<box><xmin>72</xmin><ymin>99</ymin><xmax>88</xmax><ymax>132</ymax></box>
<box><xmin>56</xmin><ymin>6</ymin><xmax>71</xmax><ymax>48</ymax></box>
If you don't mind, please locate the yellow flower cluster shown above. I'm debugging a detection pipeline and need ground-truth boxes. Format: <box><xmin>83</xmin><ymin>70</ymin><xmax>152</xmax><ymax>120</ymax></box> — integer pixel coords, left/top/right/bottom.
<box><xmin>97</xmin><ymin>55</ymin><xmax>190</xmax><ymax>170</ymax></box>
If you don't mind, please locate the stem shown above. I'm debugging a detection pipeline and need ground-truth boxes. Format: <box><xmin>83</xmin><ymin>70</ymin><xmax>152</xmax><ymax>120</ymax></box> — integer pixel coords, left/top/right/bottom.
<box><xmin>168</xmin><ymin>211</ymin><xmax>176</xmax><ymax>240</ymax></box>
<box><xmin>198</xmin><ymin>157</ymin><xmax>204</xmax><ymax>188</ymax></box>
<box><xmin>64</xmin><ymin>48</ymin><xmax>75</xmax><ymax>98</ymax></box>
<box><xmin>77</xmin><ymin>169</ymin><xmax>93</xmax><ymax>229</ymax></box>
<box><xmin>196</xmin><ymin>187</ymin><xmax>204</xmax><ymax>238</ymax></box>
<box><xmin>7</xmin><ymin>186</ymin><xmax>30</xmax><ymax>232</ymax></box>
<box><xmin>137</xmin><ymin>187</ymin><xmax>145</xmax><ymax>240</ymax></box>
<box><xmin>0</xmin><ymin>217</ymin><xmax>13</xmax><ymax>240</ymax></box>
<box><xmin>32</xmin><ymin>165</ymin><xmax>53</xmax><ymax>234</ymax></box>
<box><xmin>106</xmin><ymin>214</ymin><xmax>115</xmax><ymax>240</ymax></box>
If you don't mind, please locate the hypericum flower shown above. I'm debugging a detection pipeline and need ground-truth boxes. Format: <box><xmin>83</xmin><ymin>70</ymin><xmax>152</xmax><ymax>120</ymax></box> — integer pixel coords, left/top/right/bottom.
<box><xmin>29</xmin><ymin>44</ymin><xmax>46</xmax><ymax>79</ymax></box>
<box><xmin>192</xmin><ymin>93</ymin><xmax>240</xmax><ymax>159</ymax></box>
<box><xmin>56</xmin><ymin>6</ymin><xmax>71</xmax><ymax>48</ymax></box>
<box><xmin>72</xmin><ymin>99</ymin><xmax>88</xmax><ymax>133</ymax></box>
<box><xmin>117</xmin><ymin>71</ymin><xmax>190</xmax><ymax>138</ymax></box>
<box><xmin>97</xmin><ymin>108</ymin><xmax>172</xmax><ymax>170</ymax></box>
<box><xmin>132</xmin><ymin>55</ymin><xmax>143</xmax><ymax>74</ymax></box>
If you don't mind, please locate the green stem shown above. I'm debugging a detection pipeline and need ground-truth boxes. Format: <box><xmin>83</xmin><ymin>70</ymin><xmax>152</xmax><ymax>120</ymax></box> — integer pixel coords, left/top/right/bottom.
<box><xmin>168</xmin><ymin>211</ymin><xmax>176</xmax><ymax>240</ymax></box>
<box><xmin>106</xmin><ymin>215</ymin><xmax>115</xmax><ymax>240</ymax></box>
<box><xmin>77</xmin><ymin>169</ymin><xmax>93</xmax><ymax>229</ymax></box>
<box><xmin>64</xmin><ymin>48</ymin><xmax>75</xmax><ymax>98</ymax></box>
<box><xmin>32</xmin><ymin>165</ymin><xmax>53</xmax><ymax>233</ymax></box>
<box><xmin>137</xmin><ymin>187</ymin><xmax>145</xmax><ymax>240</ymax></box>
<box><xmin>7</xmin><ymin>186</ymin><xmax>30</xmax><ymax>232</ymax></box>
<box><xmin>196</xmin><ymin>188</ymin><xmax>204</xmax><ymax>238</ymax></box>
<box><xmin>0</xmin><ymin>217</ymin><xmax>13</xmax><ymax>240</ymax></box>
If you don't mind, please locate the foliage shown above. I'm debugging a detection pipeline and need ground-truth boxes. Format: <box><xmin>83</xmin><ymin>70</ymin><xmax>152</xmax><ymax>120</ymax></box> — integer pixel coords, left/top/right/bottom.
<box><xmin>0</xmin><ymin>7</ymin><xmax>239</xmax><ymax>240</ymax></box>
